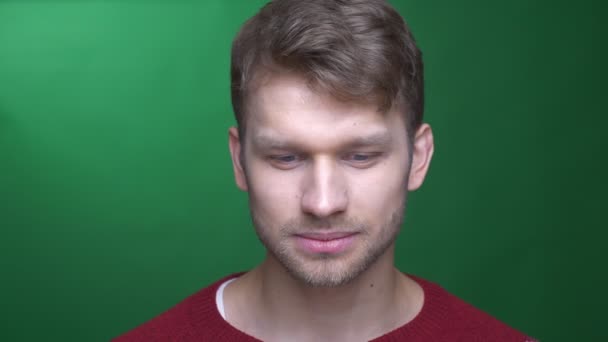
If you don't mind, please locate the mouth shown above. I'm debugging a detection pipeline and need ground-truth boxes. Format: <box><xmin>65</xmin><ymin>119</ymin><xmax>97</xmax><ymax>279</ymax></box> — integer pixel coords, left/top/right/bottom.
<box><xmin>293</xmin><ymin>232</ymin><xmax>359</xmax><ymax>254</ymax></box>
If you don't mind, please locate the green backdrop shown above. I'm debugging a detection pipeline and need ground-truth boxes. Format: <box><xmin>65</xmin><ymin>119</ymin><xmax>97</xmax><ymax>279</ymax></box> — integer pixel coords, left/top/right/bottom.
<box><xmin>1</xmin><ymin>1</ymin><xmax>606</xmax><ymax>341</ymax></box>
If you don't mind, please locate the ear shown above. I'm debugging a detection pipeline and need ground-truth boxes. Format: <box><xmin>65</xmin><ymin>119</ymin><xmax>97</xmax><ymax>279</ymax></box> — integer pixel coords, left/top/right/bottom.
<box><xmin>228</xmin><ymin>127</ymin><xmax>248</xmax><ymax>191</ymax></box>
<box><xmin>407</xmin><ymin>123</ymin><xmax>434</xmax><ymax>191</ymax></box>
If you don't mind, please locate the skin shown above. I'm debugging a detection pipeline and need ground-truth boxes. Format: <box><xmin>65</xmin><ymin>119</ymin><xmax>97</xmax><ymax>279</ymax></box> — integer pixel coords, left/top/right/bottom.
<box><xmin>226</xmin><ymin>73</ymin><xmax>434</xmax><ymax>341</ymax></box>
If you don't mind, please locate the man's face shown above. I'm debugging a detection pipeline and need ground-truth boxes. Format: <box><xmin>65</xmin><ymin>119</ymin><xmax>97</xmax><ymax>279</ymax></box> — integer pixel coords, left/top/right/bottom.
<box><xmin>229</xmin><ymin>74</ymin><xmax>430</xmax><ymax>287</ymax></box>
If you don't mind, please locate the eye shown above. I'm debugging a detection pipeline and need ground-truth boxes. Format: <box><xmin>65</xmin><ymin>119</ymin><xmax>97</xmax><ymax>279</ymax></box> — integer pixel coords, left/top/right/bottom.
<box><xmin>275</xmin><ymin>155</ymin><xmax>297</xmax><ymax>163</ymax></box>
<box><xmin>268</xmin><ymin>154</ymin><xmax>302</xmax><ymax>169</ymax></box>
<box><xmin>344</xmin><ymin>152</ymin><xmax>381</xmax><ymax>167</ymax></box>
<box><xmin>351</xmin><ymin>154</ymin><xmax>370</xmax><ymax>161</ymax></box>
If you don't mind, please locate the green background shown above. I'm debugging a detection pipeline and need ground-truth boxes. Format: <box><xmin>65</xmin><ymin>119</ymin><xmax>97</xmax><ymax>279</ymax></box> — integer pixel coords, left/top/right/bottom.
<box><xmin>1</xmin><ymin>0</ymin><xmax>605</xmax><ymax>340</ymax></box>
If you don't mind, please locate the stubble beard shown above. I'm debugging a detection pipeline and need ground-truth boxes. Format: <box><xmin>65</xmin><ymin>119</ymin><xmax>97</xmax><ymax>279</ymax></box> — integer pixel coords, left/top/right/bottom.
<box><xmin>251</xmin><ymin>201</ymin><xmax>406</xmax><ymax>288</ymax></box>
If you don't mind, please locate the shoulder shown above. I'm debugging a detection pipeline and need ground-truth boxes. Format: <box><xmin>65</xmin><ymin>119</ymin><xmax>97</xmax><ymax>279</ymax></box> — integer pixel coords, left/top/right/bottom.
<box><xmin>410</xmin><ymin>275</ymin><xmax>537</xmax><ymax>342</ymax></box>
<box><xmin>112</xmin><ymin>274</ymin><xmax>243</xmax><ymax>342</ymax></box>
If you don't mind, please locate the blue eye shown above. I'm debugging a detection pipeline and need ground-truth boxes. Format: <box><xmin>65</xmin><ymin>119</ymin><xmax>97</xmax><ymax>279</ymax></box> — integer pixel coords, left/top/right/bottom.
<box><xmin>269</xmin><ymin>154</ymin><xmax>301</xmax><ymax>169</ymax></box>
<box><xmin>351</xmin><ymin>154</ymin><xmax>370</xmax><ymax>161</ymax></box>
<box><xmin>345</xmin><ymin>152</ymin><xmax>381</xmax><ymax>167</ymax></box>
<box><xmin>276</xmin><ymin>155</ymin><xmax>297</xmax><ymax>163</ymax></box>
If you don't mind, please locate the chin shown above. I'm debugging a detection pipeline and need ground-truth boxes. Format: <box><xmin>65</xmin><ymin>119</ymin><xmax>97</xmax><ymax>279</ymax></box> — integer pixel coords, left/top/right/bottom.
<box><xmin>277</xmin><ymin>250</ymin><xmax>372</xmax><ymax>288</ymax></box>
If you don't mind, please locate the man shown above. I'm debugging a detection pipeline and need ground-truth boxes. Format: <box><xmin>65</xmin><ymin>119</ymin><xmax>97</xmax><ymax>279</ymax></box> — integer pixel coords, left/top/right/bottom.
<box><xmin>115</xmin><ymin>0</ymin><xmax>536</xmax><ymax>341</ymax></box>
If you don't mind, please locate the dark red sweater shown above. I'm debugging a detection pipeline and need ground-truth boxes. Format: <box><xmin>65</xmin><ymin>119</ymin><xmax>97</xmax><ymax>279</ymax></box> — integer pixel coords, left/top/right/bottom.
<box><xmin>114</xmin><ymin>274</ymin><xmax>536</xmax><ymax>341</ymax></box>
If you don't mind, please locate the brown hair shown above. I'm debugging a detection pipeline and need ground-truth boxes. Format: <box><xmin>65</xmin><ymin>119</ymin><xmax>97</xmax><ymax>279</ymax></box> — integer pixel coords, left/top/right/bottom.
<box><xmin>231</xmin><ymin>0</ymin><xmax>424</xmax><ymax>140</ymax></box>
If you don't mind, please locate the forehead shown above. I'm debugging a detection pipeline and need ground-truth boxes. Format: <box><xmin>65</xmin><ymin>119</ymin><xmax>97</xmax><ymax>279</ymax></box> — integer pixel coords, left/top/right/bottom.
<box><xmin>245</xmin><ymin>73</ymin><xmax>407</xmax><ymax>148</ymax></box>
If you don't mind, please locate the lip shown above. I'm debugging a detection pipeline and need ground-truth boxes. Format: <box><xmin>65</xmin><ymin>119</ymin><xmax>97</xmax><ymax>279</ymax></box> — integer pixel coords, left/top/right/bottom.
<box><xmin>294</xmin><ymin>232</ymin><xmax>358</xmax><ymax>254</ymax></box>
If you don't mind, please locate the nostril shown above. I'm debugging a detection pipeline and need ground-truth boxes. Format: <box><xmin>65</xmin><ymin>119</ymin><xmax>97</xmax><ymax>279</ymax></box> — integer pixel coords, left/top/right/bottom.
<box><xmin>300</xmin><ymin>159</ymin><xmax>348</xmax><ymax>217</ymax></box>
<box><xmin>301</xmin><ymin>191</ymin><xmax>348</xmax><ymax>218</ymax></box>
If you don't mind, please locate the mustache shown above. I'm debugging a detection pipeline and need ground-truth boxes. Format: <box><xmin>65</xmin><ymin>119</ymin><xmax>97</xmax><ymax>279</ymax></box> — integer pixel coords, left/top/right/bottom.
<box><xmin>280</xmin><ymin>216</ymin><xmax>369</xmax><ymax>235</ymax></box>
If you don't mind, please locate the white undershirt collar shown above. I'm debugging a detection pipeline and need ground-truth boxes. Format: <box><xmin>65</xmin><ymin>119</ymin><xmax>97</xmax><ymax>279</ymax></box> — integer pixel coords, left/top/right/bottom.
<box><xmin>215</xmin><ymin>278</ymin><xmax>238</xmax><ymax>320</ymax></box>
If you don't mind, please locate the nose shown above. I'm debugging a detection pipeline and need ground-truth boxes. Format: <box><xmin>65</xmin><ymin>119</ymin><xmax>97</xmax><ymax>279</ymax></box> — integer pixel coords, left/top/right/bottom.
<box><xmin>300</xmin><ymin>157</ymin><xmax>348</xmax><ymax>218</ymax></box>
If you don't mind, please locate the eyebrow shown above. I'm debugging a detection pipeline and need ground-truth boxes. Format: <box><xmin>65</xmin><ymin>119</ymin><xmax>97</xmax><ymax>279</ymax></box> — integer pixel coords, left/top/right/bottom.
<box><xmin>251</xmin><ymin>134</ymin><xmax>295</xmax><ymax>150</ymax></box>
<box><xmin>346</xmin><ymin>132</ymin><xmax>393</xmax><ymax>148</ymax></box>
<box><xmin>251</xmin><ymin>131</ymin><xmax>393</xmax><ymax>151</ymax></box>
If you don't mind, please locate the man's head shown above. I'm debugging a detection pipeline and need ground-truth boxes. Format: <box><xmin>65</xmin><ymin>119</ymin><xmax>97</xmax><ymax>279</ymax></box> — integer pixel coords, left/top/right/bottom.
<box><xmin>230</xmin><ymin>0</ymin><xmax>424</xmax><ymax>143</ymax></box>
<box><xmin>228</xmin><ymin>0</ymin><xmax>433</xmax><ymax>287</ymax></box>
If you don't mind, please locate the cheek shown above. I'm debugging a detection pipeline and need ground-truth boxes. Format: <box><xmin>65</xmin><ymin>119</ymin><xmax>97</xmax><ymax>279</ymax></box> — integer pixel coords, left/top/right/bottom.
<box><xmin>247</xmin><ymin>164</ymin><xmax>301</xmax><ymax>223</ymax></box>
<box><xmin>348</xmin><ymin>161</ymin><xmax>408</xmax><ymax>219</ymax></box>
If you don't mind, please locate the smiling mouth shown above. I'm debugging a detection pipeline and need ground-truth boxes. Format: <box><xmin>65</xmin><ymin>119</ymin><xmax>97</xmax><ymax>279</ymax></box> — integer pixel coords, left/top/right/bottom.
<box><xmin>293</xmin><ymin>232</ymin><xmax>359</xmax><ymax>254</ymax></box>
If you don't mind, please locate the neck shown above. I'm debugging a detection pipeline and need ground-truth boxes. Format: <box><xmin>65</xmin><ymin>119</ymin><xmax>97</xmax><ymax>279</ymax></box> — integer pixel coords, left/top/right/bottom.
<box><xmin>224</xmin><ymin>246</ymin><xmax>423</xmax><ymax>342</ymax></box>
